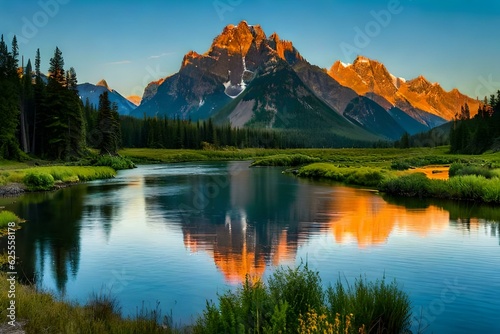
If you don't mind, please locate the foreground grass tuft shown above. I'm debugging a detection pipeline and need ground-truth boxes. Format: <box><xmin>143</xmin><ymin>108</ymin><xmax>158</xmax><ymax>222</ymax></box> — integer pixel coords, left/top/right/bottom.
<box><xmin>0</xmin><ymin>272</ymin><xmax>177</xmax><ymax>333</ymax></box>
<box><xmin>193</xmin><ymin>264</ymin><xmax>411</xmax><ymax>334</ymax></box>
<box><xmin>0</xmin><ymin>210</ymin><xmax>22</xmax><ymax>230</ymax></box>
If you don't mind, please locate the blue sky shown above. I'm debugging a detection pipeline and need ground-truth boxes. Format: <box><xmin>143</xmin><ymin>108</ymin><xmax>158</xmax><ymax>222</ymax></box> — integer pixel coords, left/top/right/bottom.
<box><xmin>1</xmin><ymin>0</ymin><xmax>499</xmax><ymax>99</ymax></box>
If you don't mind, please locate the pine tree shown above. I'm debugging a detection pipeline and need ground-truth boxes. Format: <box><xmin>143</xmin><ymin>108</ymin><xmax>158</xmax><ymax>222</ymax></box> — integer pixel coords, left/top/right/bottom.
<box><xmin>96</xmin><ymin>91</ymin><xmax>120</xmax><ymax>155</ymax></box>
<box><xmin>0</xmin><ymin>35</ymin><xmax>21</xmax><ymax>160</ymax></box>
<box><xmin>33</xmin><ymin>48</ymin><xmax>47</xmax><ymax>155</ymax></box>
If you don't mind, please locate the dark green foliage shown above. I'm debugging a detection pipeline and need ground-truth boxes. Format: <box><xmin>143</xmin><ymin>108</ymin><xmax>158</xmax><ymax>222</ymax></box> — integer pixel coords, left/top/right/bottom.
<box><xmin>250</xmin><ymin>154</ymin><xmax>320</xmax><ymax>167</ymax></box>
<box><xmin>380</xmin><ymin>173</ymin><xmax>431</xmax><ymax>198</ymax></box>
<box><xmin>96</xmin><ymin>91</ymin><xmax>121</xmax><ymax>155</ymax></box>
<box><xmin>267</xmin><ymin>264</ymin><xmax>324</xmax><ymax>330</ymax></box>
<box><xmin>381</xmin><ymin>173</ymin><xmax>500</xmax><ymax>203</ymax></box>
<box><xmin>23</xmin><ymin>172</ymin><xmax>55</xmax><ymax>191</ymax></box>
<box><xmin>0</xmin><ymin>35</ymin><xmax>21</xmax><ymax>160</ymax></box>
<box><xmin>390</xmin><ymin>160</ymin><xmax>412</xmax><ymax>171</ymax></box>
<box><xmin>37</xmin><ymin>47</ymin><xmax>86</xmax><ymax>159</ymax></box>
<box><xmin>327</xmin><ymin>277</ymin><xmax>412</xmax><ymax>334</ymax></box>
<box><xmin>193</xmin><ymin>264</ymin><xmax>412</xmax><ymax>333</ymax></box>
<box><xmin>449</xmin><ymin>162</ymin><xmax>496</xmax><ymax>179</ymax></box>
<box><xmin>395</xmin><ymin>132</ymin><xmax>410</xmax><ymax>149</ymax></box>
<box><xmin>450</xmin><ymin>95</ymin><xmax>500</xmax><ymax>154</ymax></box>
<box><xmin>121</xmin><ymin>115</ymin><xmax>376</xmax><ymax>150</ymax></box>
<box><xmin>93</xmin><ymin>155</ymin><xmax>135</xmax><ymax>170</ymax></box>
<box><xmin>296</xmin><ymin>163</ymin><xmax>387</xmax><ymax>187</ymax></box>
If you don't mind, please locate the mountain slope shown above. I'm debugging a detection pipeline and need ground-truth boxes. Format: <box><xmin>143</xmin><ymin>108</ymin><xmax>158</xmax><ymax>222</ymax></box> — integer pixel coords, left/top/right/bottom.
<box><xmin>213</xmin><ymin>59</ymin><xmax>379</xmax><ymax>141</ymax></box>
<box><xmin>77</xmin><ymin>80</ymin><xmax>137</xmax><ymax>115</ymax></box>
<box><xmin>343</xmin><ymin>97</ymin><xmax>407</xmax><ymax>140</ymax></box>
<box><xmin>328</xmin><ymin>56</ymin><xmax>480</xmax><ymax>125</ymax></box>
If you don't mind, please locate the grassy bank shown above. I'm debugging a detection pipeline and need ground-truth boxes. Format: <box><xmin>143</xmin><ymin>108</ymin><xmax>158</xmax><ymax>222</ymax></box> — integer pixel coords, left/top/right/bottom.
<box><xmin>296</xmin><ymin>161</ymin><xmax>500</xmax><ymax>204</ymax></box>
<box><xmin>0</xmin><ymin>210</ymin><xmax>23</xmax><ymax>236</ymax></box>
<box><xmin>120</xmin><ymin>147</ymin><xmax>500</xmax><ymax>167</ymax></box>
<box><xmin>0</xmin><ymin>272</ymin><xmax>174</xmax><ymax>333</ymax></box>
<box><xmin>0</xmin><ymin>166</ymin><xmax>116</xmax><ymax>191</ymax></box>
<box><xmin>0</xmin><ymin>265</ymin><xmax>411</xmax><ymax>334</ymax></box>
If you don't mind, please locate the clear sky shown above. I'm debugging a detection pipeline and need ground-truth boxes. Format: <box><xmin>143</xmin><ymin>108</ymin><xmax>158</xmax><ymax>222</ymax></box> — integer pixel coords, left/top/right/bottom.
<box><xmin>1</xmin><ymin>0</ymin><xmax>499</xmax><ymax>99</ymax></box>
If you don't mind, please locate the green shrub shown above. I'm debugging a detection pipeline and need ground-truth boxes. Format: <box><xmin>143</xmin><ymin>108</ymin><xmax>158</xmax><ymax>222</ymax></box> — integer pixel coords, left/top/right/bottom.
<box><xmin>380</xmin><ymin>173</ymin><xmax>431</xmax><ymax>198</ymax></box>
<box><xmin>23</xmin><ymin>172</ymin><xmax>55</xmax><ymax>191</ymax></box>
<box><xmin>94</xmin><ymin>155</ymin><xmax>136</xmax><ymax>170</ymax></box>
<box><xmin>0</xmin><ymin>210</ymin><xmax>22</xmax><ymax>229</ymax></box>
<box><xmin>251</xmin><ymin>154</ymin><xmax>320</xmax><ymax>167</ymax></box>
<box><xmin>390</xmin><ymin>160</ymin><xmax>412</xmax><ymax>170</ymax></box>
<box><xmin>327</xmin><ymin>277</ymin><xmax>412</xmax><ymax>334</ymax></box>
<box><xmin>449</xmin><ymin>162</ymin><xmax>496</xmax><ymax>179</ymax></box>
<box><xmin>297</xmin><ymin>163</ymin><xmax>387</xmax><ymax>187</ymax></box>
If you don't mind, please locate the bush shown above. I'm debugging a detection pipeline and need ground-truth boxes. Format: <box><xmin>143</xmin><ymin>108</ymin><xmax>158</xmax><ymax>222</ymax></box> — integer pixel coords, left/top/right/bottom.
<box><xmin>297</xmin><ymin>163</ymin><xmax>387</xmax><ymax>187</ymax></box>
<box><xmin>0</xmin><ymin>210</ymin><xmax>22</xmax><ymax>230</ymax></box>
<box><xmin>390</xmin><ymin>160</ymin><xmax>412</xmax><ymax>171</ymax></box>
<box><xmin>251</xmin><ymin>154</ymin><xmax>320</xmax><ymax>167</ymax></box>
<box><xmin>449</xmin><ymin>162</ymin><xmax>496</xmax><ymax>179</ymax></box>
<box><xmin>23</xmin><ymin>172</ymin><xmax>55</xmax><ymax>191</ymax></box>
<box><xmin>94</xmin><ymin>155</ymin><xmax>136</xmax><ymax>170</ymax></box>
<box><xmin>327</xmin><ymin>277</ymin><xmax>412</xmax><ymax>334</ymax></box>
<box><xmin>380</xmin><ymin>173</ymin><xmax>431</xmax><ymax>198</ymax></box>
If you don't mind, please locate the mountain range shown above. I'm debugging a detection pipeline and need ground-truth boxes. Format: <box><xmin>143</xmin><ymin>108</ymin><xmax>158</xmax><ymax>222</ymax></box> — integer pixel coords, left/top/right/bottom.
<box><xmin>77</xmin><ymin>79</ymin><xmax>137</xmax><ymax>116</ymax></box>
<box><xmin>94</xmin><ymin>21</ymin><xmax>480</xmax><ymax>141</ymax></box>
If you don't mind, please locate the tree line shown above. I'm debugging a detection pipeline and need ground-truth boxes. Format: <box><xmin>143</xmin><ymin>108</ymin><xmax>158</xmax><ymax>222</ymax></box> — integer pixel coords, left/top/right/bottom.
<box><xmin>119</xmin><ymin>115</ymin><xmax>374</xmax><ymax>149</ymax></box>
<box><xmin>0</xmin><ymin>35</ymin><xmax>120</xmax><ymax>160</ymax></box>
<box><xmin>450</xmin><ymin>92</ymin><xmax>500</xmax><ymax>154</ymax></box>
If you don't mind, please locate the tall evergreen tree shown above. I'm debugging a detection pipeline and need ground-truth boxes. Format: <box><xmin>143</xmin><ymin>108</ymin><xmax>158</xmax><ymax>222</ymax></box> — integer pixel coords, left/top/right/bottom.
<box><xmin>96</xmin><ymin>91</ymin><xmax>120</xmax><ymax>155</ymax></box>
<box><xmin>0</xmin><ymin>35</ymin><xmax>21</xmax><ymax>159</ymax></box>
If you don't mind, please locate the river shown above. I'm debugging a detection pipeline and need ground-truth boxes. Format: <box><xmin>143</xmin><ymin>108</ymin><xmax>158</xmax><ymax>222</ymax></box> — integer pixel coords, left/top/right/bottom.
<box><xmin>1</xmin><ymin>162</ymin><xmax>499</xmax><ymax>333</ymax></box>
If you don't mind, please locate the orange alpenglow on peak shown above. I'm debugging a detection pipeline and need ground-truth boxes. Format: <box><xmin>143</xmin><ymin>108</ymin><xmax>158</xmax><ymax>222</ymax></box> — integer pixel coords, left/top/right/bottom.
<box><xmin>96</xmin><ymin>79</ymin><xmax>111</xmax><ymax>90</ymax></box>
<box><xmin>209</xmin><ymin>20</ymin><xmax>266</xmax><ymax>56</ymax></box>
<box><xmin>328</xmin><ymin>55</ymin><xmax>481</xmax><ymax>120</ymax></box>
<box><xmin>182</xmin><ymin>50</ymin><xmax>201</xmax><ymax>67</ymax></box>
<box><xmin>126</xmin><ymin>95</ymin><xmax>141</xmax><ymax>106</ymax></box>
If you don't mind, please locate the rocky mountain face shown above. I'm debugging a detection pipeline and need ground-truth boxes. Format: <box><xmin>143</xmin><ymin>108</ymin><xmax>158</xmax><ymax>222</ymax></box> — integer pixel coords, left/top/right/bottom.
<box><xmin>328</xmin><ymin>56</ymin><xmax>481</xmax><ymax>123</ymax></box>
<box><xmin>77</xmin><ymin>80</ymin><xmax>137</xmax><ymax>115</ymax></box>
<box><xmin>132</xmin><ymin>21</ymin><xmax>480</xmax><ymax>141</ymax></box>
<box><xmin>133</xmin><ymin>21</ymin><xmax>308</xmax><ymax>121</ymax></box>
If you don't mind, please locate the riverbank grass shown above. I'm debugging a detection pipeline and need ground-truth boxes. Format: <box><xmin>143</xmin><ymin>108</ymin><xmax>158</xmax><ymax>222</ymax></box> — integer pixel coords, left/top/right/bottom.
<box><xmin>0</xmin><ymin>272</ymin><xmax>174</xmax><ymax>333</ymax></box>
<box><xmin>296</xmin><ymin>163</ymin><xmax>387</xmax><ymax>187</ymax></box>
<box><xmin>193</xmin><ymin>264</ymin><xmax>411</xmax><ymax>333</ymax></box>
<box><xmin>0</xmin><ymin>210</ymin><xmax>22</xmax><ymax>230</ymax></box>
<box><xmin>1</xmin><ymin>166</ymin><xmax>116</xmax><ymax>192</ymax></box>
<box><xmin>0</xmin><ymin>265</ymin><xmax>412</xmax><ymax>333</ymax></box>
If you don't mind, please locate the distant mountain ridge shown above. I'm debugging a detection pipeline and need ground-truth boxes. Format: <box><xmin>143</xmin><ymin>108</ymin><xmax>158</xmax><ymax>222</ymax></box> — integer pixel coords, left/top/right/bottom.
<box><xmin>130</xmin><ymin>21</ymin><xmax>480</xmax><ymax>141</ymax></box>
<box><xmin>77</xmin><ymin>80</ymin><xmax>137</xmax><ymax>115</ymax></box>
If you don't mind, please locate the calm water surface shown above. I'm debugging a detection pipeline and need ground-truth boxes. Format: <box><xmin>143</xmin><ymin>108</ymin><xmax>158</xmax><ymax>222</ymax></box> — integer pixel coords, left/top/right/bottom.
<box><xmin>1</xmin><ymin>162</ymin><xmax>500</xmax><ymax>333</ymax></box>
